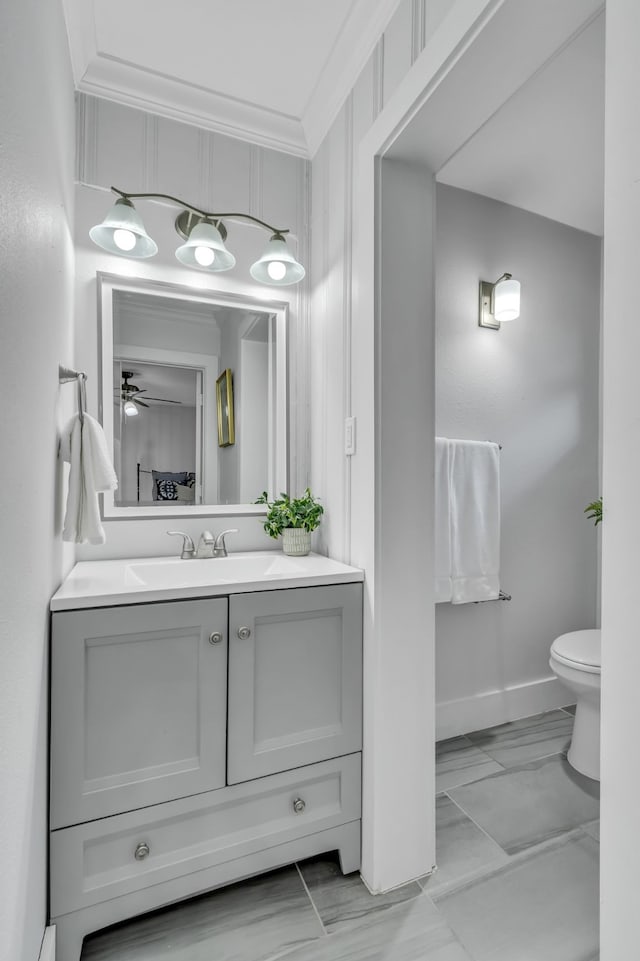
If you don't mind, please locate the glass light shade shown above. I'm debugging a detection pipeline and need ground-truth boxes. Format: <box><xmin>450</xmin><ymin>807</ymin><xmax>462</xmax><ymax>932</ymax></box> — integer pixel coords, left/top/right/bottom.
<box><xmin>493</xmin><ymin>277</ymin><xmax>521</xmax><ymax>322</ymax></box>
<box><xmin>89</xmin><ymin>198</ymin><xmax>158</xmax><ymax>259</ymax></box>
<box><xmin>175</xmin><ymin>221</ymin><xmax>236</xmax><ymax>272</ymax></box>
<box><xmin>123</xmin><ymin>400</ymin><xmax>138</xmax><ymax>417</ymax></box>
<box><xmin>250</xmin><ymin>235</ymin><xmax>305</xmax><ymax>286</ymax></box>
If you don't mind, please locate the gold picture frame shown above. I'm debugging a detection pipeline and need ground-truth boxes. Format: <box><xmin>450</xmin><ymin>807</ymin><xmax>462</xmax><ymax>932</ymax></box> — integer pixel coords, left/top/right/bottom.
<box><xmin>216</xmin><ymin>368</ymin><xmax>235</xmax><ymax>447</ymax></box>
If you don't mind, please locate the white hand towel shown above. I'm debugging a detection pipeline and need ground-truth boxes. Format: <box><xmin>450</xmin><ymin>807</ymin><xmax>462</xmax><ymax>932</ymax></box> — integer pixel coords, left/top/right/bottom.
<box><xmin>434</xmin><ymin>437</ymin><xmax>453</xmax><ymax>602</ymax></box>
<box><xmin>449</xmin><ymin>439</ymin><xmax>500</xmax><ymax>604</ymax></box>
<box><xmin>60</xmin><ymin>413</ymin><xmax>118</xmax><ymax>544</ymax></box>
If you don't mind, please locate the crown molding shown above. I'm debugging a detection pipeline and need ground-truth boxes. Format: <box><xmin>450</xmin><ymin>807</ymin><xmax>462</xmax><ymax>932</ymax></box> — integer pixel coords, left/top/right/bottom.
<box><xmin>62</xmin><ymin>0</ymin><xmax>401</xmax><ymax>159</ymax></box>
<box><xmin>78</xmin><ymin>54</ymin><xmax>308</xmax><ymax>157</ymax></box>
<box><xmin>61</xmin><ymin>0</ymin><xmax>97</xmax><ymax>84</ymax></box>
<box><xmin>302</xmin><ymin>0</ymin><xmax>403</xmax><ymax>157</ymax></box>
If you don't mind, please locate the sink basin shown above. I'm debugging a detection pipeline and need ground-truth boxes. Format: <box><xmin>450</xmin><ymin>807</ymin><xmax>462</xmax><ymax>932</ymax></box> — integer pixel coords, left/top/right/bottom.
<box><xmin>126</xmin><ymin>553</ymin><xmax>308</xmax><ymax>589</ymax></box>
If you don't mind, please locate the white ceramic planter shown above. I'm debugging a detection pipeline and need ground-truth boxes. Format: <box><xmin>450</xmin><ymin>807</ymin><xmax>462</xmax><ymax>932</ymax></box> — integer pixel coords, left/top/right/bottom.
<box><xmin>282</xmin><ymin>528</ymin><xmax>311</xmax><ymax>556</ymax></box>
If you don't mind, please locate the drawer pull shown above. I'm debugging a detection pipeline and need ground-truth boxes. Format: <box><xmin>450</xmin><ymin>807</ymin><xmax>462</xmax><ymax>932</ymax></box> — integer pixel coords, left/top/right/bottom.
<box><xmin>134</xmin><ymin>842</ymin><xmax>150</xmax><ymax>861</ymax></box>
<box><xmin>209</xmin><ymin>631</ymin><xmax>223</xmax><ymax>645</ymax></box>
<box><xmin>237</xmin><ymin>626</ymin><xmax>251</xmax><ymax>640</ymax></box>
<box><xmin>292</xmin><ymin>797</ymin><xmax>306</xmax><ymax>814</ymax></box>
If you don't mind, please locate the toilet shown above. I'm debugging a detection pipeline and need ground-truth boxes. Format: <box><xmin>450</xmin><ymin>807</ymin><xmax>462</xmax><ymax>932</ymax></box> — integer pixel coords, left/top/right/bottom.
<box><xmin>549</xmin><ymin>629</ymin><xmax>601</xmax><ymax>781</ymax></box>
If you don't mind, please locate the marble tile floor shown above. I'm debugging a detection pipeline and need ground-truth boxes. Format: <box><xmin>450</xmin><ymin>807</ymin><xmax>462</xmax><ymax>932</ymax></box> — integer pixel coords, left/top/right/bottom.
<box><xmin>81</xmin><ymin>706</ymin><xmax>598</xmax><ymax>961</ymax></box>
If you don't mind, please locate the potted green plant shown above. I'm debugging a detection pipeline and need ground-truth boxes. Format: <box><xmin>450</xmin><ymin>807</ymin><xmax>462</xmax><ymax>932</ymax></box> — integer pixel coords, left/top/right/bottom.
<box><xmin>255</xmin><ymin>488</ymin><xmax>324</xmax><ymax>556</ymax></box>
<box><xmin>584</xmin><ymin>497</ymin><xmax>603</xmax><ymax>526</ymax></box>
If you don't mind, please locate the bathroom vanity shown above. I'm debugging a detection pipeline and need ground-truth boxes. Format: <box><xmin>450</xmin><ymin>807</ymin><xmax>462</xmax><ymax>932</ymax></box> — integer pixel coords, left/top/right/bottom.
<box><xmin>49</xmin><ymin>552</ymin><xmax>364</xmax><ymax>961</ymax></box>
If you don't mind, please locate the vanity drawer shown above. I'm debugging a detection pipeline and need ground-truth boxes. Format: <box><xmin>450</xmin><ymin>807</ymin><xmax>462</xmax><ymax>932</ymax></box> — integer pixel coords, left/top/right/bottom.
<box><xmin>50</xmin><ymin>753</ymin><xmax>361</xmax><ymax>917</ymax></box>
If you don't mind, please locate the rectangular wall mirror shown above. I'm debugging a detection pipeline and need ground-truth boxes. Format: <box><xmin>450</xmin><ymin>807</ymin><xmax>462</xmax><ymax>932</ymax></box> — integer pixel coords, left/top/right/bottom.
<box><xmin>98</xmin><ymin>273</ymin><xmax>288</xmax><ymax>519</ymax></box>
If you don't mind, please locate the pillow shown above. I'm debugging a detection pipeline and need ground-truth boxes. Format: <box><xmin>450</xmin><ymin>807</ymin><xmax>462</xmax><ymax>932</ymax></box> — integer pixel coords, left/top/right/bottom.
<box><xmin>155</xmin><ymin>479</ymin><xmax>179</xmax><ymax>501</ymax></box>
<box><xmin>151</xmin><ymin>470</ymin><xmax>188</xmax><ymax>501</ymax></box>
<box><xmin>175</xmin><ymin>483</ymin><xmax>195</xmax><ymax>503</ymax></box>
<box><xmin>185</xmin><ymin>473</ymin><xmax>196</xmax><ymax>489</ymax></box>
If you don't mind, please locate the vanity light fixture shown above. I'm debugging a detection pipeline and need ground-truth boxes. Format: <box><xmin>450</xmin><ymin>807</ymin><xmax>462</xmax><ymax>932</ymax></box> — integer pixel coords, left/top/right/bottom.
<box><xmin>478</xmin><ymin>272</ymin><xmax>521</xmax><ymax>329</ymax></box>
<box><xmin>90</xmin><ymin>187</ymin><xmax>305</xmax><ymax>286</ymax></box>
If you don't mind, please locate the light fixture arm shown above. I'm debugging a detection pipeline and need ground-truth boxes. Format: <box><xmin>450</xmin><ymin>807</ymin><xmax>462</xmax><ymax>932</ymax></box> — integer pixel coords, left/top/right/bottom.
<box><xmin>110</xmin><ymin>186</ymin><xmax>290</xmax><ymax>237</ymax></box>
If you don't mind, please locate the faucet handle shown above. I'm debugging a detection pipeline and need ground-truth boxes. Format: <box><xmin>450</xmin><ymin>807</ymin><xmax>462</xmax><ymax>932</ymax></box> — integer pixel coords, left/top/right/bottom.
<box><xmin>167</xmin><ymin>531</ymin><xmax>196</xmax><ymax>559</ymax></box>
<box><xmin>213</xmin><ymin>528</ymin><xmax>239</xmax><ymax>557</ymax></box>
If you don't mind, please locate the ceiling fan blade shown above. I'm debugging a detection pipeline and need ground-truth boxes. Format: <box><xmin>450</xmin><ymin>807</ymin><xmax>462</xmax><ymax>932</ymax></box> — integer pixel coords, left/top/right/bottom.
<box><xmin>144</xmin><ymin>397</ymin><xmax>183</xmax><ymax>404</ymax></box>
<box><xmin>135</xmin><ymin>399</ymin><xmax>150</xmax><ymax>408</ymax></box>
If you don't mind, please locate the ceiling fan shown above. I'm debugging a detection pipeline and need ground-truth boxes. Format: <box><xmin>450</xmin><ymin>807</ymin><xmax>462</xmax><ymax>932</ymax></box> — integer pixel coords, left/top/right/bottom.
<box><xmin>116</xmin><ymin>370</ymin><xmax>182</xmax><ymax>417</ymax></box>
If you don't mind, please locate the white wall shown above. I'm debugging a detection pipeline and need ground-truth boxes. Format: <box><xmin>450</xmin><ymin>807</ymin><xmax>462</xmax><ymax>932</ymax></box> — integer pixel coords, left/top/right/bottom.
<box><xmin>73</xmin><ymin>95</ymin><xmax>310</xmax><ymax>559</ymax></box>
<box><xmin>239</xmin><ymin>340</ymin><xmax>269</xmax><ymax>503</ymax></box>
<box><xmin>0</xmin><ymin>0</ymin><xmax>75</xmax><ymax>957</ymax></box>
<box><xmin>115</xmin><ymin>298</ymin><xmax>222</xmax><ymax>356</ymax></box>
<box><xmin>600</xmin><ymin>0</ymin><xmax>640</xmax><ymax>955</ymax></box>
<box><xmin>310</xmin><ymin>0</ymin><xmax>456</xmax><ymax>563</ymax></box>
<box><xmin>435</xmin><ymin>184</ymin><xmax>601</xmax><ymax>737</ymax></box>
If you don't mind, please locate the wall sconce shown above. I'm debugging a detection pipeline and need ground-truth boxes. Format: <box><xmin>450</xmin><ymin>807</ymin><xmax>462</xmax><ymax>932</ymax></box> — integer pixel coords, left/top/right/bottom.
<box><xmin>478</xmin><ymin>273</ymin><xmax>521</xmax><ymax>329</ymax></box>
<box><xmin>89</xmin><ymin>187</ymin><xmax>305</xmax><ymax>287</ymax></box>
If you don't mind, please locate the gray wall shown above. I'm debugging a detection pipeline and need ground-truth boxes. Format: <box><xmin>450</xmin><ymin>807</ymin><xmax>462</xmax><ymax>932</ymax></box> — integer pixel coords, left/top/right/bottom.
<box><xmin>0</xmin><ymin>0</ymin><xmax>75</xmax><ymax>957</ymax></box>
<box><xmin>435</xmin><ymin>184</ymin><xmax>601</xmax><ymax>736</ymax></box>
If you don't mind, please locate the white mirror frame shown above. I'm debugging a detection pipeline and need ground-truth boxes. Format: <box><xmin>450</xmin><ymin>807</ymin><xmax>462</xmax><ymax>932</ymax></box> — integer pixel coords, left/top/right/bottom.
<box><xmin>98</xmin><ymin>272</ymin><xmax>289</xmax><ymax>519</ymax></box>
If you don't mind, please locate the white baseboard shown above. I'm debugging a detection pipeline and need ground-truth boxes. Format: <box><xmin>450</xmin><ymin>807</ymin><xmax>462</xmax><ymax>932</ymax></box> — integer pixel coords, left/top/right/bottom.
<box><xmin>436</xmin><ymin>675</ymin><xmax>570</xmax><ymax>740</ymax></box>
<box><xmin>39</xmin><ymin>926</ymin><xmax>56</xmax><ymax>961</ymax></box>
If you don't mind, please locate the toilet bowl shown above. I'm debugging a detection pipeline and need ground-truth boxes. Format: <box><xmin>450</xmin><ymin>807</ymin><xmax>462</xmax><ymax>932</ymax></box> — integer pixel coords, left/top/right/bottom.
<box><xmin>549</xmin><ymin>629</ymin><xmax>601</xmax><ymax>781</ymax></box>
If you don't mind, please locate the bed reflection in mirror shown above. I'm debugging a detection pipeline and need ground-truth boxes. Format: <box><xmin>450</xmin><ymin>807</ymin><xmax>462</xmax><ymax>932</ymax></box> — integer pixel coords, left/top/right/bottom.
<box><xmin>114</xmin><ymin>362</ymin><xmax>201</xmax><ymax>506</ymax></box>
<box><xmin>100</xmin><ymin>275</ymin><xmax>288</xmax><ymax>517</ymax></box>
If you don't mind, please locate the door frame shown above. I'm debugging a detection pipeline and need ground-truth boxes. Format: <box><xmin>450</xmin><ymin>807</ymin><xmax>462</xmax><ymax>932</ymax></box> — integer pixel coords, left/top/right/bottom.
<box><xmin>351</xmin><ymin>0</ymin><xmax>605</xmax><ymax>893</ymax></box>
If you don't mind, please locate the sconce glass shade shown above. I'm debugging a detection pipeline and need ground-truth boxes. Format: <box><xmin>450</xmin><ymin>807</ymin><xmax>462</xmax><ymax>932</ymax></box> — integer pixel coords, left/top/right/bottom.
<box><xmin>175</xmin><ymin>220</ymin><xmax>236</xmax><ymax>272</ymax></box>
<box><xmin>250</xmin><ymin>234</ymin><xmax>305</xmax><ymax>286</ymax></box>
<box><xmin>89</xmin><ymin>198</ymin><xmax>158</xmax><ymax>259</ymax></box>
<box><xmin>493</xmin><ymin>276</ymin><xmax>521</xmax><ymax>322</ymax></box>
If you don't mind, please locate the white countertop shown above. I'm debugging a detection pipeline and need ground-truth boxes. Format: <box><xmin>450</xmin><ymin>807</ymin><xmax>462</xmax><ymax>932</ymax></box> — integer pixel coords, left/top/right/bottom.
<box><xmin>50</xmin><ymin>551</ymin><xmax>364</xmax><ymax>611</ymax></box>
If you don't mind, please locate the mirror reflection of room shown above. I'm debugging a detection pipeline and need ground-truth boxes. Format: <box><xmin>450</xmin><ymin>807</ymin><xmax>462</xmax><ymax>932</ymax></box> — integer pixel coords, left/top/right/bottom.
<box><xmin>114</xmin><ymin>362</ymin><xmax>200</xmax><ymax>506</ymax></box>
<box><xmin>112</xmin><ymin>289</ymin><xmax>273</xmax><ymax>507</ymax></box>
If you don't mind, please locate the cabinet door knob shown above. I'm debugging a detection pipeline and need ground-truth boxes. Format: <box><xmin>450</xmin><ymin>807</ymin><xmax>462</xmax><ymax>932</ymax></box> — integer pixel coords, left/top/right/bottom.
<box><xmin>292</xmin><ymin>797</ymin><xmax>306</xmax><ymax>814</ymax></box>
<box><xmin>209</xmin><ymin>631</ymin><xmax>223</xmax><ymax>645</ymax></box>
<box><xmin>237</xmin><ymin>626</ymin><xmax>251</xmax><ymax>640</ymax></box>
<box><xmin>134</xmin><ymin>841</ymin><xmax>150</xmax><ymax>861</ymax></box>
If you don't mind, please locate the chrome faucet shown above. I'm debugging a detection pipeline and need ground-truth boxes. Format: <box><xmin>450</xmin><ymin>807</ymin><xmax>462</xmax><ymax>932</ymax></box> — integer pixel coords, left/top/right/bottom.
<box><xmin>212</xmin><ymin>529</ymin><xmax>238</xmax><ymax>558</ymax></box>
<box><xmin>167</xmin><ymin>528</ymin><xmax>238</xmax><ymax>559</ymax></box>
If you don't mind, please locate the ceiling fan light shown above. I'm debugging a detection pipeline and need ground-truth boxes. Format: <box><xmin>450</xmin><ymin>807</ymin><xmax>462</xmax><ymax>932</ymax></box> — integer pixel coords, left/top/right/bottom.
<box><xmin>123</xmin><ymin>399</ymin><xmax>139</xmax><ymax>416</ymax></box>
<box><xmin>250</xmin><ymin>234</ymin><xmax>305</xmax><ymax>286</ymax></box>
<box><xmin>89</xmin><ymin>198</ymin><xmax>158</xmax><ymax>259</ymax></box>
<box><xmin>175</xmin><ymin>220</ymin><xmax>236</xmax><ymax>272</ymax></box>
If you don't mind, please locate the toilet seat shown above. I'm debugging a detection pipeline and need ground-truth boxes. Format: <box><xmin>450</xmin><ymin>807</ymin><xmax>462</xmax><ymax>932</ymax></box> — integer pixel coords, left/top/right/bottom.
<box><xmin>550</xmin><ymin>629</ymin><xmax>601</xmax><ymax>674</ymax></box>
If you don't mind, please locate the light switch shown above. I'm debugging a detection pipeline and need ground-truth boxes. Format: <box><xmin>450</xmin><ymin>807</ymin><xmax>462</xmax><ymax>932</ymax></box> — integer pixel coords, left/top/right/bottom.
<box><xmin>344</xmin><ymin>416</ymin><xmax>356</xmax><ymax>456</ymax></box>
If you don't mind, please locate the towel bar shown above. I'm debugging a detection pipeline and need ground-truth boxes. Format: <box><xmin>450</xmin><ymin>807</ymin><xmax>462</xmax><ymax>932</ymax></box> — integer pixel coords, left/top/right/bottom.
<box><xmin>58</xmin><ymin>364</ymin><xmax>86</xmax><ymax>384</ymax></box>
<box><xmin>58</xmin><ymin>364</ymin><xmax>87</xmax><ymax>423</ymax></box>
<box><xmin>473</xmin><ymin>590</ymin><xmax>511</xmax><ymax>603</ymax></box>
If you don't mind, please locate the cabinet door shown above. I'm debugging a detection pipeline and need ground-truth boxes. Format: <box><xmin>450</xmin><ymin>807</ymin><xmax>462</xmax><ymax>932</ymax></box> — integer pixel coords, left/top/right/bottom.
<box><xmin>51</xmin><ymin>598</ymin><xmax>228</xmax><ymax>829</ymax></box>
<box><xmin>228</xmin><ymin>584</ymin><xmax>362</xmax><ymax>783</ymax></box>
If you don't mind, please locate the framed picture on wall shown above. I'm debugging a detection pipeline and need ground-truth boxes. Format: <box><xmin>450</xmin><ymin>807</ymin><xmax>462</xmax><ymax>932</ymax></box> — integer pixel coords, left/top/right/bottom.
<box><xmin>216</xmin><ymin>368</ymin><xmax>235</xmax><ymax>447</ymax></box>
